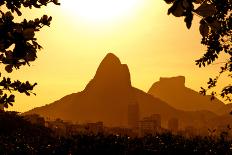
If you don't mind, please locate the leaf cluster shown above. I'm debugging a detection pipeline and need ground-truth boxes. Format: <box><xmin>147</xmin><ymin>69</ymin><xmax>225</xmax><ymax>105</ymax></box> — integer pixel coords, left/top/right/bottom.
<box><xmin>0</xmin><ymin>0</ymin><xmax>60</xmax><ymax>109</ymax></box>
<box><xmin>0</xmin><ymin>75</ymin><xmax>37</xmax><ymax>108</ymax></box>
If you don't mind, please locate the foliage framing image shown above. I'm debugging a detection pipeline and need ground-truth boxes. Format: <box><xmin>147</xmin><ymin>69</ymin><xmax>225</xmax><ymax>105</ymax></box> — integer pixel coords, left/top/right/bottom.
<box><xmin>0</xmin><ymin>0</ymin><xmax>60</xmax><ymax>109</ymax></box>
<box><xmin>164</xmin><ymin>0</ymin><xmax>232</xmax><ymax>101</ymax></box>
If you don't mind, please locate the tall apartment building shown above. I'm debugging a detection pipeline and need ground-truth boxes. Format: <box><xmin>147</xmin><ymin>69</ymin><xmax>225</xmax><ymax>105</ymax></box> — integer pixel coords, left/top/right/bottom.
<box><xmin>139</xmin><ymin>114</ymin><xmax>161</xmax><ymax>136</ymax></box>
<box><xmin>128</xmin><ymin>103</ymin><xmax>139</xmax><ymax>129</ymax></box>
<box><xmin>168</xmin><ymin>118</ymin><xmax>179</xmax><ymax>132</ymax></box>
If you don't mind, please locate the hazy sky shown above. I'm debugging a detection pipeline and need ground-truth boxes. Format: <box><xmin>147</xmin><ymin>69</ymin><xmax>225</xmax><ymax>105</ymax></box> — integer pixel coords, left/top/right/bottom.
<box><xmin>6</xmin><ymin>0</ymin><xmax>225</xmax><ymax>112</ymax></box>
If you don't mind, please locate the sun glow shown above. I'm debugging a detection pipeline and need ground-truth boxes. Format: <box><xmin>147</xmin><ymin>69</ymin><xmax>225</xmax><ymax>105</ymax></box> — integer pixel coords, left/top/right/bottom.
<box><xmin>61</xmin><ymin>0</ymin><xmax>142</xmax><ymax>23</ymax></box>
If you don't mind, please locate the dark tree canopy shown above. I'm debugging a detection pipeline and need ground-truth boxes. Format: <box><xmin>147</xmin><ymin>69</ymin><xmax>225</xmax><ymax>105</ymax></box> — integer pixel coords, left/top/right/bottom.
<box><xmin>0</xmin><ymin>0</ymin><xmax>60</xmax><ymax>109</ymax></box>
<box><xmin>164</xmin><ymin>0</ymin><xmax>232</xmax><ymax>101</ymax></box>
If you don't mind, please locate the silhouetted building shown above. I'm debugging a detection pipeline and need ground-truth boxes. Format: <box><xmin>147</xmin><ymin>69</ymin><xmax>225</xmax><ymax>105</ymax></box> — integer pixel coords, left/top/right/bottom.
<box><xmin>85</xmin><ymin>122</ymin><xmax>104</xmax><ymax>133</ymax></box>
<box><xmin>184</xmin><ymin>126</ymin><xmax>198</xmax><ymax>137</ymax></box>
<box><xmin>105</xmin><ymin>127</ymin><xmax>135</xmax><ymax>137</ymax></box>
<box><xmin>128</xmin><ymin>103</ymin><xmax>139</xmax><ymax>129</ymax></box>
<box><xmin>139</xmin><ymin>114</ymin><xmax>161</xmax><ymax>136</ymax></box>
<box><xmin>46</xmin><ymin>119</ymin><xmax>69</xmax><ymax>136</ymax></box>
<box><xmin>150</xmin><ymin>114</ymin><xmax>161</xmax><ymax>128</ymax></box>
<box><xmin>24</xmin><ymin>114</ymin><xmax>45</xmax><ymax>126</ymax></box>
<box><xmin>168</xmin><ymin>118</ymin><xmax>179</xmax><ymax>132</ymax></box>
<box><xmin>217</xmin><ymin>124</ymin><xmax>229</xmax><ymax>133</ymax></box>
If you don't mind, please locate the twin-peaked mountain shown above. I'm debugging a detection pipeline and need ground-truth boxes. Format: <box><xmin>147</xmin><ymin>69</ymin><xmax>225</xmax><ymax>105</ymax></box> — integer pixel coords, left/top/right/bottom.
<box><xmin>25</xmin><ymin>53</ymin><xmax>232</xmax><ymax>128</ymax></box>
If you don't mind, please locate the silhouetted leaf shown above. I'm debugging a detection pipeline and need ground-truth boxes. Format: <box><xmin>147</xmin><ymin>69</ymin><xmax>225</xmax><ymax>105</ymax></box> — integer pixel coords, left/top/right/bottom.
<box><xmin>209</xmin><ymin>20</ymin><xmax>221</xmax><ymax>32</ymax></box>
<box><xmin>184</xmin><ymin>12</ymin><xmax>193</xmax><ymax>29</ymax></box>
<box><xmin>182</xmin><ymin>0</ymin><xmax>191</xmax><ymax>9</ymax></box>
<box><xmin>164</xmin><ymin>0</ymin><xmax>175</xmax><ymax>4</ymax></box>
<box><xmin>23</xmin><ymin>28</ymin><xmax>35</xmax><ymax>40</ymax></box>
<box><xmin>171</xmin><ymin>1</ymin><xmax>185</xmax><ymax>17</ymax></box>
<box><xmin>195</xmin><ymin>3</ymin><xmax>217</xmax><ymax>17</ymax></box>
<box><xmin>199</xmin><ymin>22</ymin><xmax>209</xmax><ymax>37</ymax></box>
<box><xmin>4</xmin><ymin>103</ymin><xmax>8</xmax><ymax>108</ymax></box>
<box><xmin>15</xmin><ymin>8</ymin><xmax>22</xmax><ymax>16</ymax></box>
<box><xmin>5</xmin><ymin>65</ymin><xmax>13</xmax><ymax>73</ymax></box>
<box><xmin>193</xmin><ymin>0</ymin><xmax>204</xmax><ymax>4</ymax></box>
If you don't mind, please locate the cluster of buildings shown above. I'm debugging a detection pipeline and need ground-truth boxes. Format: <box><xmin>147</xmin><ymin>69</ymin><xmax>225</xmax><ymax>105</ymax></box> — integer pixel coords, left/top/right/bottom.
<box><xmin>23</xmin><ymin>114</ymin><xmax>135</xmax><ymax>137</ymax></box>
<box><xmin>21</xmin><ymin>103</ymin><xmax>177</xmax><ymax>136</ymax></box>
<box><xmin>22</xmin><ymin>104</ymin><xmax>232</xmax><ymax>138</ymax></box>
<box><xmin>46</xmin><ymin>119</ymin><xmax>104</xmax><ymax>136</ymax></box>
<box><xmin>128</xmin><ymin>103</ymin><xmax>179</xmax><ymax>136</ymax></box>
<box><xmin>24</xmin><ymin>114</ymin><xmax>105</xmax><ymax>136</ymax></box>
<box><xmin>22</xmin><ymin>104</ymin><xmax>179</xmax><ymax>137</ymax></box>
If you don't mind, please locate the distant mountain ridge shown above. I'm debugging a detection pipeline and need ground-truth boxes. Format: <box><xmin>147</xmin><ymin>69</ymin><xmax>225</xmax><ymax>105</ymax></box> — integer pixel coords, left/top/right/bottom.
<box><xmin>24</xmin><ymin>53</ymin><xmax>232</xmax><ymax>129</ymax></box>
<box><xmin>148</xmin><ymin>76</ymin><xmax>230</xmax><ymax>115</ymax></box>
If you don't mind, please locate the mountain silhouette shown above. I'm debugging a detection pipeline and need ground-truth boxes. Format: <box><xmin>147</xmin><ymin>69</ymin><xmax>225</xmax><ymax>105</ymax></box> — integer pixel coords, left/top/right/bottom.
<box><xmin>148</xmin><ymin>76</ymin><xmax>230</xmax><ymax>115</ymax></box>
<box><xmin>25</xmin><ymin>53</ymin><xmax>230</xmax><ymax>129</ymax></box>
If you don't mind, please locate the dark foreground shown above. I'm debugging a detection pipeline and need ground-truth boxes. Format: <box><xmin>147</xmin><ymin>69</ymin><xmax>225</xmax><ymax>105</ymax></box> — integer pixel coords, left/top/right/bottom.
<box><xmin>0</xmin><ymin>112</ymin><xmax>232</xmax><ymax>155</ymax></box>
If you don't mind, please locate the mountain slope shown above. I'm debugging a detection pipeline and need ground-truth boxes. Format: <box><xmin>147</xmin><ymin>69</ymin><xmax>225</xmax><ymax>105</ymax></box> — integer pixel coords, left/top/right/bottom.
<box><xmin>148</xmin><ymin>76</ymin><xmax>228</xmax><ymax>115</ymax></box>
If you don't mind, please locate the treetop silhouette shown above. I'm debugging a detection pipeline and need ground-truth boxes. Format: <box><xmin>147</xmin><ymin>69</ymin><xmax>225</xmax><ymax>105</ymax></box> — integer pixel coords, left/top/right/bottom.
<box><xmin>0</xmin><ymin>0</ymin><xmax>60</xmax><ymax>109</ymax></box>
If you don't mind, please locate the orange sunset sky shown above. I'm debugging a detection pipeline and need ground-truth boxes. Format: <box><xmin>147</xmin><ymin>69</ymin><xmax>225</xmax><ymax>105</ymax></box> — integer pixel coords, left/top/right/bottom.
<box><xmin>5</xmin><ymin>0</ymin><xmax>227</xmax><ymax>112</ymax></box>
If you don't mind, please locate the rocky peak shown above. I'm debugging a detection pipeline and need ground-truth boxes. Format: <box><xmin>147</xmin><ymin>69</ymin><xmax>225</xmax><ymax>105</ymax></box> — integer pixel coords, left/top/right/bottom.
<box><xmin>159</xmin><ymin>76</ymin><xmax>185</xmax><ymax>87</ymax></box>
<box><xmin>84</xmin><ymin>53</ymin><xmax>131</xmax><ymax>92</ymax></box>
